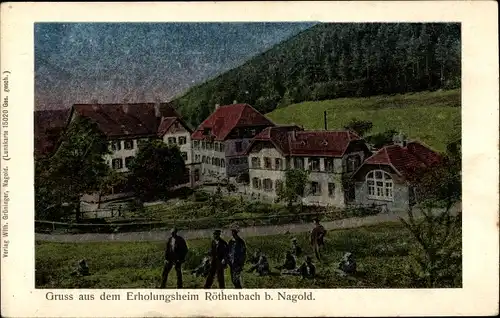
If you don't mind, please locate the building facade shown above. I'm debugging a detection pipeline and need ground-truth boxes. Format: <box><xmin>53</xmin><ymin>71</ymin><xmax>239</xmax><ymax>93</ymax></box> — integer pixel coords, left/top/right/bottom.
<box><xmin>350</xmin><ymin>138</ymin><xmax>441</xmax><ymax>211</ymax></box>
<box><xmin>245</xmin><ymin>126</ymin><xmax>371</xmax><ymax>207</ymax></box>
<box><xmin>191</xmin><ymin>103</ymin><xmax>275</xmax><ymax>182</ymax></box>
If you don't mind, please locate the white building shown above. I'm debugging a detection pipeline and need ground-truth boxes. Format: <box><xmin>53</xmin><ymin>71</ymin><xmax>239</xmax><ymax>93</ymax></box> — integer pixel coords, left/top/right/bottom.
<box><xmin>191</xmin><ymin>103</ymin><xmax>275</xmax><ymax>183</ymax></box>
<box><xmin>245</xmin><ymin>126</ymin><xmax>371</xmax><ymax>207</ymax></box>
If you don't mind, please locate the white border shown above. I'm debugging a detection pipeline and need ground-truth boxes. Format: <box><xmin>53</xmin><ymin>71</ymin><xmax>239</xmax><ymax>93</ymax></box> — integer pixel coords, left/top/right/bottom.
<box><xmin>1</xmin><ymin>1</ymin><xmax>499</xmax><ymax>317</ymax></box>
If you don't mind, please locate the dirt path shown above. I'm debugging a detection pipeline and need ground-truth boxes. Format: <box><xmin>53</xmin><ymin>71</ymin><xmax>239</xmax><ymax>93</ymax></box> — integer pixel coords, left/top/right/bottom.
<box><xmin>36</xmin><ymin>207</ymin><xmax>459</xmax><ymax>243</ymax></box>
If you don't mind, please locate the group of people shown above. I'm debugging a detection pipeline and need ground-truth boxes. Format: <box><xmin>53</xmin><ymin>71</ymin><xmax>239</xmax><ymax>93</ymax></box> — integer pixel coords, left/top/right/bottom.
<box><xmin>159</xmin><ymin>218</ymin><xmax>354</xmax><ymax>289</ymax></box>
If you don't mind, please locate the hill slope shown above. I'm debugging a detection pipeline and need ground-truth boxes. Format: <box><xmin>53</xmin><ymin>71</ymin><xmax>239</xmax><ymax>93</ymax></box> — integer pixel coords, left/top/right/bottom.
<box><xmin>173</xmin><ymin>23</ymin><xmax>461</xmax><ymax>127</ymax></box>
<box><xmin>266</xmin><ymin>89</ymin><xmax>461</xmax><ymax>152</ymax></box>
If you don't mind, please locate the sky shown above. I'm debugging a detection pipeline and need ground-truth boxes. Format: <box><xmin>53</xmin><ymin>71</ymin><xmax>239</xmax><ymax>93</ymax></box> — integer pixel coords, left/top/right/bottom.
<box><xmin>35</xmin><ymin>22</ymin><xmax>314</xmax><ymax>110</ymax></box>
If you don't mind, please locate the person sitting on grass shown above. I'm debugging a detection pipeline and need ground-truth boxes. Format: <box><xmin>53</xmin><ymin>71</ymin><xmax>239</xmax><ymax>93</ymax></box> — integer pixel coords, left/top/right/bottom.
<box><xmin>247</xmin><ymin>254</ymin><xmax>270</xmax><ymax>276</ymax></box>
<box><xmin>191</xmin><ymin>252</ymin><xmax>211</xmax><ymax>277</ymax></box>
<box><xmin>275</xmin><ymin>251</ymin><xmax>297</xmax><ymax>273</ymax></box>
<box><xmin>337</xmin><ymin>252</ymin><xmax>357</xmax><ymax>276</ymax></box>
<box><xmin>71</xmin><ymin>259</ymin><xmax>90</xmax><ymax>277</ymax></box>
<box><xmin>248</xmin><ymin>249</ymin><xmax>262</xmax><ymax>265</ymax></box>
<box><xmin>298</xmin><ymin>256</ymin><xmax>316</xmax><ymax>279</ymax></box>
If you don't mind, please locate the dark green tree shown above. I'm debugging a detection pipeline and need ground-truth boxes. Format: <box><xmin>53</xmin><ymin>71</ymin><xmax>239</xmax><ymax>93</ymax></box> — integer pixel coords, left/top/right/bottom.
<box><xmin>343</xmin><ymin>118</ymin><xmax>374</xmax><ymax>137</ymax></box>
<box><xmin>129</xmin><ymin>140</ymin><xmax>187</xmax><ymax>202</ymax></box>
<box><xmin>38</xmin><ymin>117</ymin><xmax>111</xmax><ymax>221</ymax></box>
<box><xmin>276</xmin><ymin>169</ymin><xmax>309</xmax><ymax>212</ymax></box>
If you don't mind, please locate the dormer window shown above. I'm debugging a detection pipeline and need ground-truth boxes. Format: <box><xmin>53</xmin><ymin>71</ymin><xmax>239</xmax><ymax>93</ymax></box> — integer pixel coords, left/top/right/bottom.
<box><xmin>321</xmin><ymin>140</ymin><xmax>328</xmax><ymax>146</ymax></box>
<box><xmin>203</xmin><ymin>128</ymin><xmax>211</xmax><ymax>136</ymax></box>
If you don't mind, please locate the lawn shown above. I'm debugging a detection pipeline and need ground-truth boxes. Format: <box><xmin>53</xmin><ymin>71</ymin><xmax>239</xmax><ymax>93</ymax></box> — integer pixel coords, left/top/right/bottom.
<box><xmin>267</xmin><ymin>89</ymin><xmax>461</xmax><ymax>152</ymax></box>
<box><xmin>35</xmin><ymin>222</ymin><xmax>461</xmax><ymax>289</ymax></box>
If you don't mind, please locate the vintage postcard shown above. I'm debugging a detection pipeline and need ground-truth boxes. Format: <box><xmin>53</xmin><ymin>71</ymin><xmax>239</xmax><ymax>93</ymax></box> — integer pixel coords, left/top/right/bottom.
<box><xmin>1</xmin><ymin>1</ymin><xmax>499</xmax><ymax>317</ymax></box>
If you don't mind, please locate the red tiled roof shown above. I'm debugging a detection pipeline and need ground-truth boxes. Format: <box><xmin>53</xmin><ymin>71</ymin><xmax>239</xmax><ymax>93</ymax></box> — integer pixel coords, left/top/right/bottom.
<box><xmin>191</xmin><ymin>104</ymin><xmax>274</xmax><ymax>141</ymax></box>
<box><xmin>248</xmin><ymin>127</ymin><xmax>360</xmax><ymax>157</ymax></box>
<box><xmin>361</xmin><ymin>141</ymin><xmax>441</xmax><ymax>177</ymax></box>
<box><xmin>34</xmin><ymin>109</ymin><xmax>71</xmax><ymax>157</ymax></box>
<box><xmin>71</xmin><ymin>103</ymin><xmax>184</xmax><ymax>138</ymax></box>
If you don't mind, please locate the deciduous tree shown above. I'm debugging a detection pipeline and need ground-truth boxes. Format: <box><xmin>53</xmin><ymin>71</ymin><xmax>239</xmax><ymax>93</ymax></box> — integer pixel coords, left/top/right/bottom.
<box><xmin>129</xmin><ymin>140</ymin><xmax>187</xmax><ymax>202</ymax></box>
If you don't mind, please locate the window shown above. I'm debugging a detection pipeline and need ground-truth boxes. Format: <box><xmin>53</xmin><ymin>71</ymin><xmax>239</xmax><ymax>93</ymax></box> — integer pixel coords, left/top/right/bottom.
<box><xmin>210</xmin><ymin>157</ymin><xmax>215</xmax><ymax>165</ymax></box>
<box><xmin>275</xmin><ymin>158</ymin><xmax>283</xmax><ymax>170</ymax></box>
<box><xmin>215</xmin><ymin>158</ymin><xmax>220</xmax><ymax>166</ymax></box>
<box><xmin>221</xmin><ymin>159</ymin><xmax>226</xmax><ymax>168</ymax></box>
<box><xmin>178</xmin><ymin>136</ymin><xmax>187</xmax><ymax>145</ymax></box>
<box><xmin>251</xmin><ymin>157</ymin><xmax>261</xmax><ymax>169</ymax></box>
<box><xmin>252</xmin><ymin>177</ymin><xmax>260</xmax><ymax>189</ymax></box>
<box><xmin>168</xmin><ymin>137</ymin><xmax>176</xmax><ymax>144</ymax></box>
<box><xmin>111</xmin><ymin>141</ymin><xmax>121</xmax><ymax>151</ymax></box>
<box><xmin>328</xmin><ymin>183</ymin><xmax>335</xmax><ymax>197</ymax></box>
<box><xmin>264</xmin><ymin>157</ymin><xmax>272</xmax><ymax>169</ymax></box>
<box><xmin>275</xmin><ymin>180</ymin><xmax>284</xmax><ymax>193</ymax></box>
<box><xmin>202</xmin><ymin>155</ymin><xmax>206</xmax><ymax>163</ymax></box>
<box><xmin>181</xmin><ymin>152</ymin><xmax>188</xmax><ymax>161</ymax></box>
<box><xmin>366</xmin><ymin>170</ymin><xmax>393</xmax><ymax>201</ymax></box>
<box><xmin>235</xmin><ymin>141</ymin><xmax>243</xmax><ymax>153</ymax></box>
<box><xmin>309</xmin><ymin>158</ymin><xmax>320</xmax><ymax>171</ymax></box>
<box><xmin>347</xmin><ymin>155</ymin><xmax>361</xmax><ymax>172</ymax></box>
<box><xmin>294</xmin><ymin>157</ymin><xmax>304</xmax><ymax>170</ymax></box>
<box><xmin>194</xmin><ymin>169</ymin><xmax>200</xmax><ymax>181</ymax></box>
<box><xmin>124</xmin><ymin>140</ymin><xmax>134</xmax><ymax>150</ymax></box>
<box><xmin>241</xmin><ymin>157</ymin><xmax>248</xmax><ymax>164</ymax></box>
<box><xmin>250</xmin><ymin>129</ymin><xmax>256</xmax><ymax>136</ymax></box>
<box><xmin>207</xmin><ymin>142</ymin><xmax>213</xmax><ymax>150</ymax></box>
<box><xmin>203</xmin><ymin>128</ymin><xmax>211</xmax><ymax>135</ymax></box>
<box><xmin>325</xmin><ymin>158</ymin><xmax>335</xmax><ymax>172</ymax></box>
<box><xmin>112</xmin><ymin>158</ymin><xmax>123</xmax><ymax>170</ymax></box>
<box><xmin>214</xmin><ymin>142</ymin><xmax>219</xmax><ymax>152</ymax></box>
<box><xmin>220</xmin><ymin>143</ymin><xmax>225</xmax><ymax>152</ymax></box>
<box><xmin>263</xmin><ymin>179</ymin><xmax>273</xmax><ymax>192</ymax></box>
<box><xmin>311</xmin><ymin>182</ymin><xmax>321</xmax><ymax>196</ymax></box>
<box><xmin>137</xmin><ymin>139</ymin><xmax>148</xmax><ymax>148</ymax></box>
<box><xmin>193</xmin><ymin>140</ymin><xmax>199</xmax><ymax>149</ymax></box>
<box><xmin>125</xmin><ymin>156</ymin><xmax>134</xmax><ymax>168</ymax></box>
<box><xmin>202</xmin><ymin>141</ymin><xmax>206</xmax><ymax>149</ymax></box>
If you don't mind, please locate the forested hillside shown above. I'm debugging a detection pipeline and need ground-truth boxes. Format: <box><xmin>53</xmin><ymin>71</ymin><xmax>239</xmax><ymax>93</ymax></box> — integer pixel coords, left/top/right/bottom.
<box><xmin>172</xmin><ymin>23</ymin><xmax>461</xmax><ymax>127</ymax></box>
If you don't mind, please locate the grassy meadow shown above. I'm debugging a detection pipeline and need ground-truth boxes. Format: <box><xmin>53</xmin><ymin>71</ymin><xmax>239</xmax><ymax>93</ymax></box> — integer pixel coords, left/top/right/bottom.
<box><xmin>267</xmin><ymin>89</ymin><xmax>461</xmax><ymax>152</ymax></box>
<box><xmin>35</xmin><ymin>222</ymin><xmax>461</xmax><ymax>289</ymax></box>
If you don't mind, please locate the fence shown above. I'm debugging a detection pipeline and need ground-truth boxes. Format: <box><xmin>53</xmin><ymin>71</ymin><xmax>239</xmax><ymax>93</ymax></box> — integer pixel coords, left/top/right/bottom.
<box><xmin>35</xmin><ymin>209</ymin><xmax>349</xmax><ymax>234</ymax></box>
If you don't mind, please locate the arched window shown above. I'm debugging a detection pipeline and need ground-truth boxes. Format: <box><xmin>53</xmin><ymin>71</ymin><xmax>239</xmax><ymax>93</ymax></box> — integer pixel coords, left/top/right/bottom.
<box><xmin>366</xmin><ymin>170</ymin><xmax>393</xmax><ymax>201</ymax></box>
<box><xmin>221</xmin><ymin>159</ymin><xmax>225</xmax><ymax>168</ymax></box>
<box><xmin>202</xmin><ymin>155</ymin><xmax>206</xmax><ymax>164</ymax></box>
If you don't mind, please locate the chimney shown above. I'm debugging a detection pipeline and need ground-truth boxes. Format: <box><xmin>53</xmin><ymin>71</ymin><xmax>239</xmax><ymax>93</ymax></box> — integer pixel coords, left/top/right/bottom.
<box><xmin>215</xmin><ymin>103</ymin><xmax>220</xmax><ymax>110</ymax></box>
<box><xmin>154</xmin><ymin>103</ymin><xmax>161</xmax><ymax>118</ymax></box>
<box><xmin>233</xmin><ymin>100</ymin><xmax>237</xmax><ymax>104</ymax></box>
<box><xmin>324</xmin><ymin>111</ymin><xmax>328</xmax><ymax>130</ymax></box>
<box><xmin>122</xmin><ymin>104</ymin><xmax>129</xmax><ymax>114</ymax></box>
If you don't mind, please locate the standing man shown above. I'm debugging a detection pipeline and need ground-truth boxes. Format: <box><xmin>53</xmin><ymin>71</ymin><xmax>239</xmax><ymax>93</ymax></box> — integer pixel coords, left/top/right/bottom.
<box><xmin>160</xmin><ymin>227</ymin><xmax>188</xmax><ymax>289</ymax></box>
<box><xmin>310</xmin><ymin>218</ymin><xmax>326</xmax><ymax>261</ymax></box>
<box><xmin>204</xmin><ymin>229</ymin><xmax>228</xmax><ymax>289</ymax></box>
<box><xmin>228</xmin><ymin>226</ymin><xmax>247</xmax><ymax>289</ymax></box>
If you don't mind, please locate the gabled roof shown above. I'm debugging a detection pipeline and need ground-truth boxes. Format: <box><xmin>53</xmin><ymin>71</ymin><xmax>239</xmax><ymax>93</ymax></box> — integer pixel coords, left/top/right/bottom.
<box><xmin>191</xmin><ymin>103</ymin><xmax>274</xmax><ymax>141</ymax></box>
<box><xmin>34</xmin><ymin>108</ymin><xmax>71</xmax><ymax>157</ymax></box>
<box><xmin>70</xmin><ymin>102</ymin><xmax>185</xmax><ymax>139</ymax></box>
<box><xmin>357</xmin><ymin>141</ymin><xmax>441</xmax><ymax>177</ymax></box>
<box><xmin>247</xmin><ymin>127</ymin><xmax>361</xmax><ymax>157</ymax></box>
<box><xmin>157</xmin><ymin>116</ymin><xmax>193</xmax><ymax>136</ymax></box>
